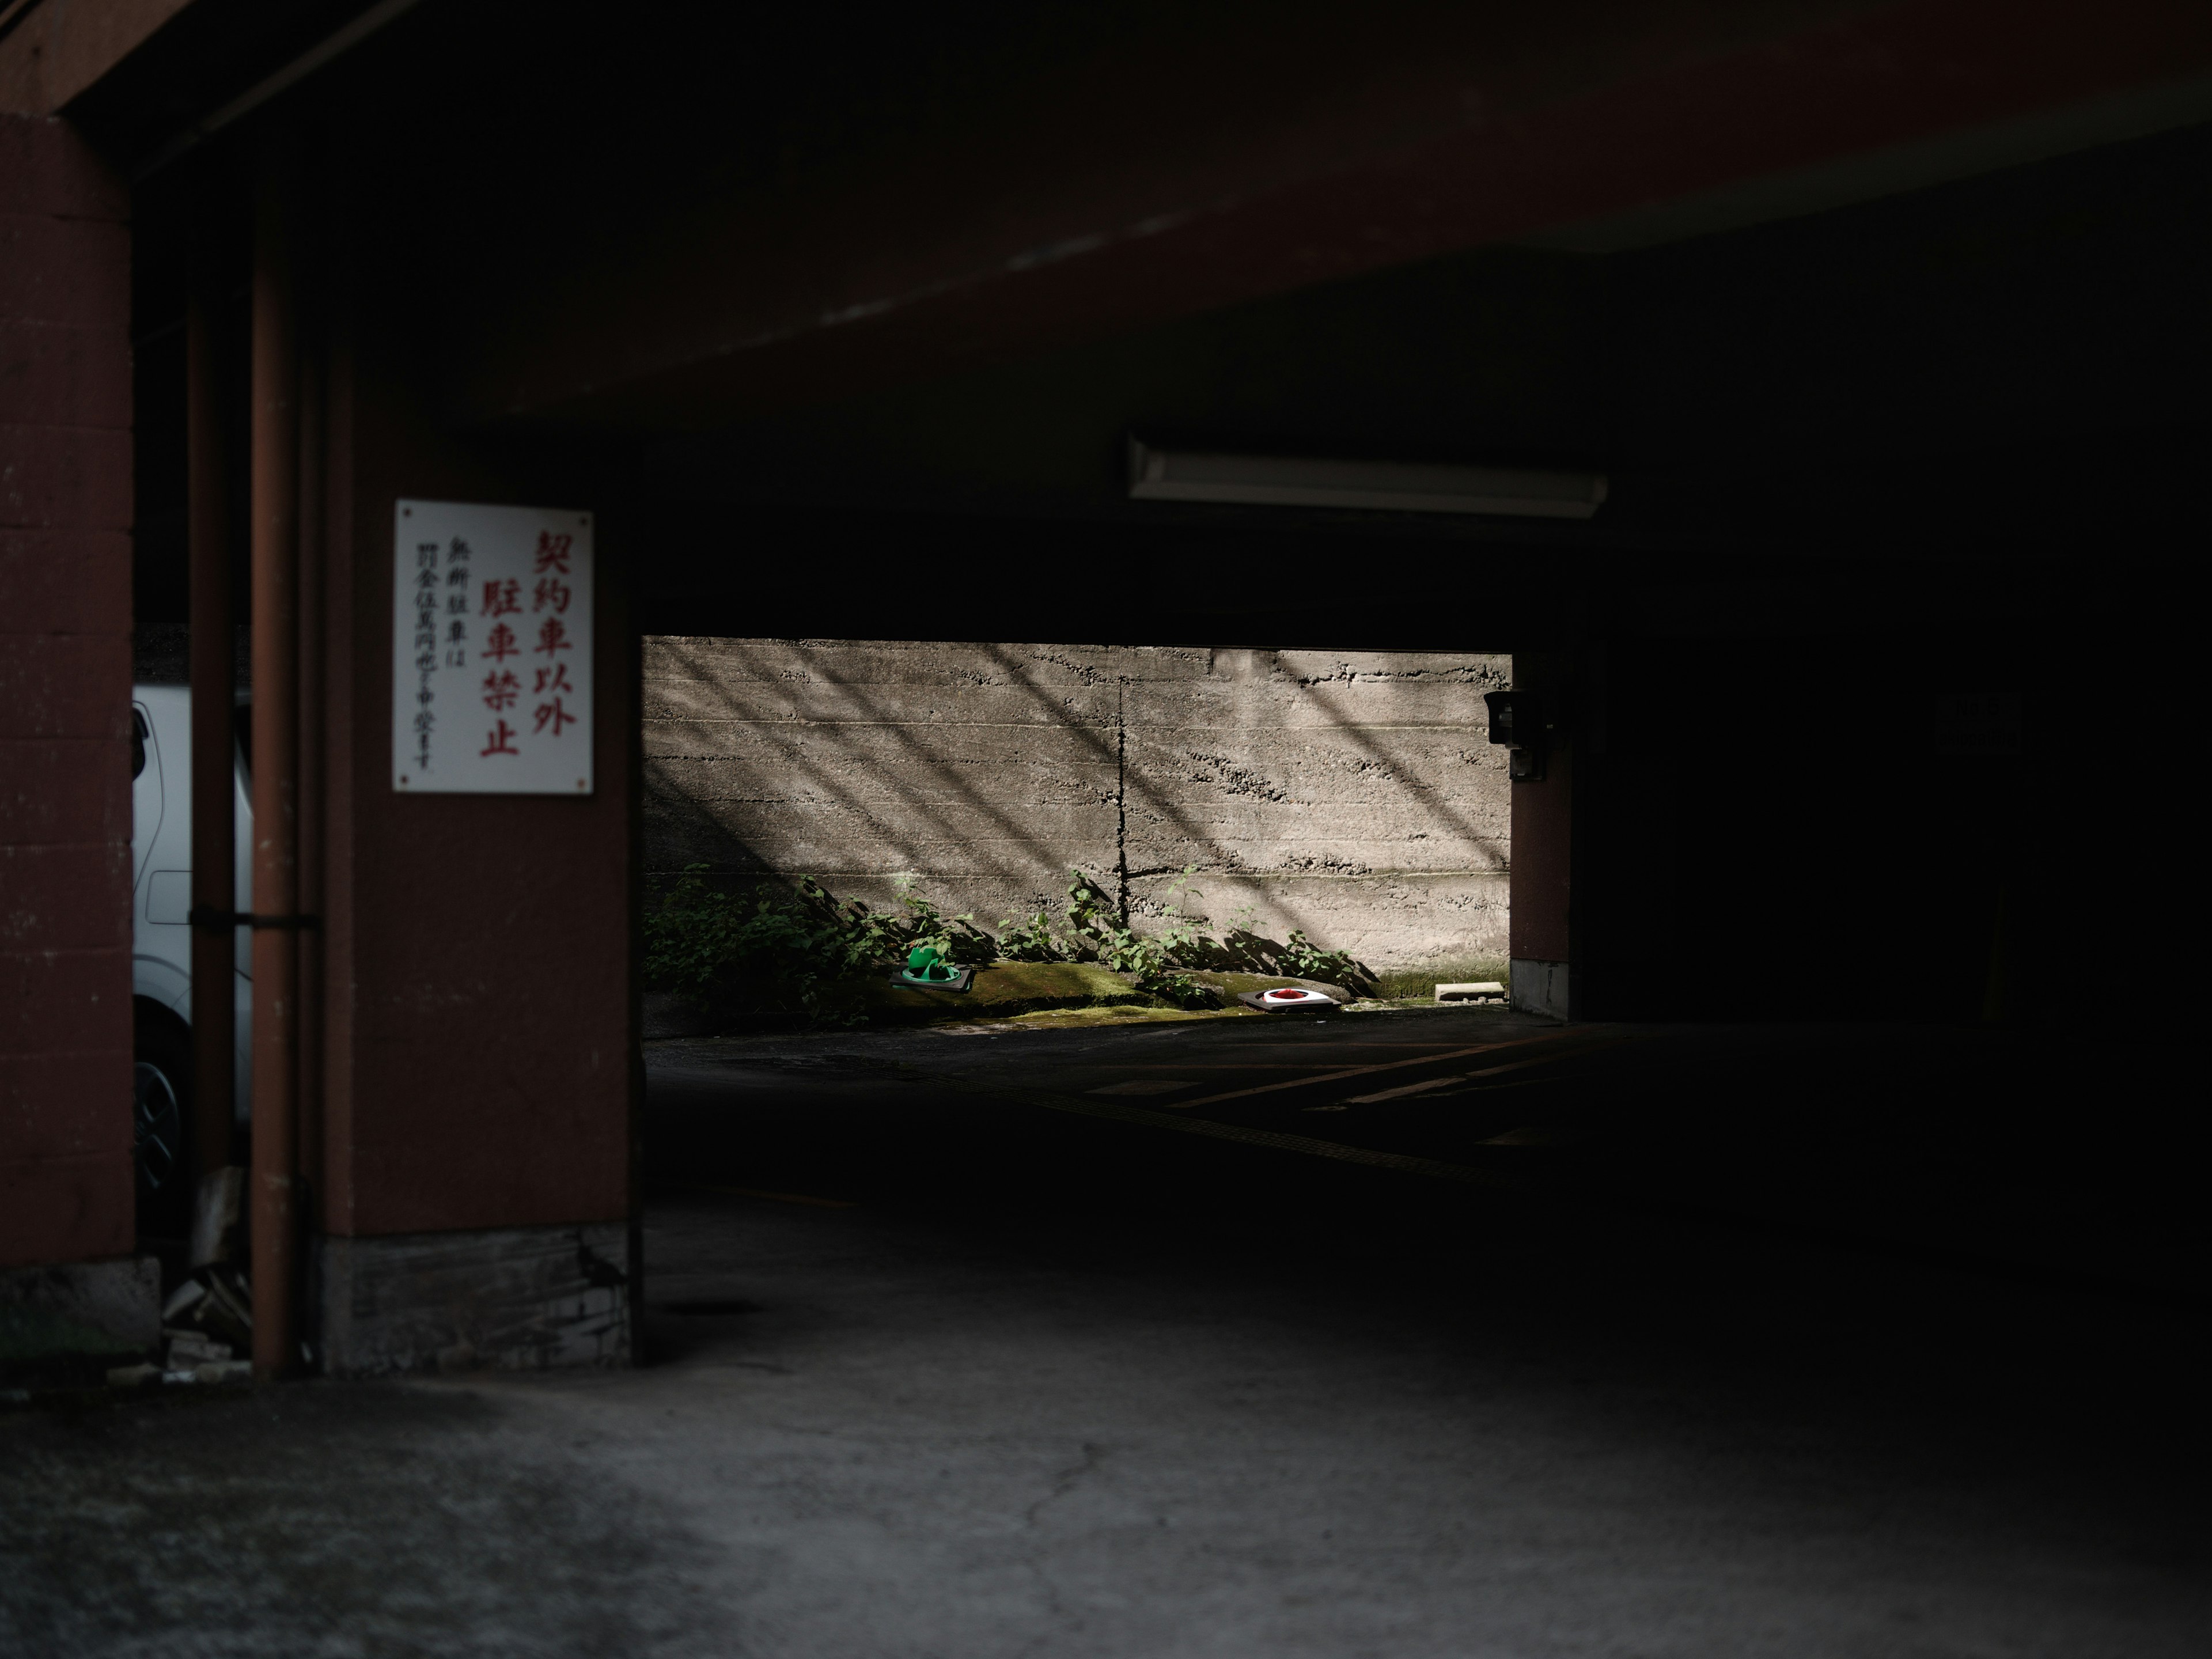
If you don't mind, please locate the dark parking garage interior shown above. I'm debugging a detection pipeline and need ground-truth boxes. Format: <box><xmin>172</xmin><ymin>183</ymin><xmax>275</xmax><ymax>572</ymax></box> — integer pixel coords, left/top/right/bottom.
<box><xmin>5</xmin><ymin>3</ymin><xmax>2210</xmax><ymax>1652</ymax></box>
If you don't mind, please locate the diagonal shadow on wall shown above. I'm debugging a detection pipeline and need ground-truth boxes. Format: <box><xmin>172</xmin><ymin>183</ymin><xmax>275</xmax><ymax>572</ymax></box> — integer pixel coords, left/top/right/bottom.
<box><xmin>643</xmin><ymin>637</ymin><xmax>1511</xmax><ymax>956</ymax></box>
<box><xmin>645</xmin><ymin>638</ymin><xmax>1120</xmax><ymax>908</ymax></box>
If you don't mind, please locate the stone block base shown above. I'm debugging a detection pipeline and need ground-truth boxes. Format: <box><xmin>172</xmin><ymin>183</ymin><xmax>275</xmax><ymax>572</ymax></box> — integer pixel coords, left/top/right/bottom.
<box><xmin>318</xmin><ymin>1223</ymin><xmax>631</xmax><ymax>1378</ymax></box>
<box><xmin>0</xmin><ymin>1257</ymin><xmax>160</xmax><ymax>1382</ymax></box>
<box><xmin>1510</xmin><ymin>958</ymin><xmax>1572</xmax><ymax>1020</ymax></box>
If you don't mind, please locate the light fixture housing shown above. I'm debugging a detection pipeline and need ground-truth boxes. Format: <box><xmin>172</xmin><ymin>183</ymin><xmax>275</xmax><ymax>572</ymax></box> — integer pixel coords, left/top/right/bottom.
<box><xmin>1127</xmin><ymin>440</ymin><xmax>1607</xmax><ymax>519</ymax></box>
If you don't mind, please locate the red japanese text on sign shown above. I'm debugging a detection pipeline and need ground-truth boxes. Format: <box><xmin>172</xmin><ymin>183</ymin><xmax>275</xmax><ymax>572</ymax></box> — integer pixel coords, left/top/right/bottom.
<box><xmin>395</xmin><ymin>501</ymin><xmax>592</xmax><ymax>794</ymax></box>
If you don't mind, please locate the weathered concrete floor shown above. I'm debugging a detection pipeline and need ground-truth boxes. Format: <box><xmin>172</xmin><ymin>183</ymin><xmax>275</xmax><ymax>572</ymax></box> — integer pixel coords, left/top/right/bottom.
<box><xmin>5</xmin><ymin>1017</ymin><xmax>2207</xmax><ymax>1657</ymax></box>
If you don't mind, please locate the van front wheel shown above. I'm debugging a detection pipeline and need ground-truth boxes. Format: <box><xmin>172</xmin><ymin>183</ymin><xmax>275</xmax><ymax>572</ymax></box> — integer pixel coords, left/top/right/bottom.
<box><xmin>132</xmin><ymin>1005</ymin><xmax>195</xmax><ymax>1241</ymax></box>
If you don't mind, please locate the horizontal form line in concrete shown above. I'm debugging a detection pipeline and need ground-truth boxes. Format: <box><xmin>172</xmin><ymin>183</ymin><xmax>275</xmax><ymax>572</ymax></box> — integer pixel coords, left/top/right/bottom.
<box><xmin>645</xmin><ymin>719</ymin><xmax>1493</xmax><ymax>732</ymax></box>
<box><xmin>639</xmin><ymin>871</ymin><xmax>1506</xmax><ymax>887</ymax></box>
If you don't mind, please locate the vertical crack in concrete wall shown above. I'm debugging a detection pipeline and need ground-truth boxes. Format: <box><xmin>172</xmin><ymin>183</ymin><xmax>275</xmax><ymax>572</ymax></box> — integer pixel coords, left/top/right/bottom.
<box><xmin>1113</xmin><ymin>667</ymin><xmax>1129</xmax><ymax>921</ymax></box>
<box><xmin>641</xmin><ymin>639</ymin><xmax>1510</xmax><ymax>969</ymax></box>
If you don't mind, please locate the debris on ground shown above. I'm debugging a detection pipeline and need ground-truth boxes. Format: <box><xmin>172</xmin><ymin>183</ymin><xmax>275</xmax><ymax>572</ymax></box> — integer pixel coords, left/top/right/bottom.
<box><xmin>1434</xmin><ymin>982</ymin><xmax>1508</xmax><ymax>1004</ymax></box>
<box><xmin>166</xmin><ymin>1264</ymin><xmax>252</xmax><ymax>1350</ymax></box>
<box><xmin>164</xmin><ymin>1330</ymin><xmax>232</xmax><ymax>1367</ymax></box>
<box><xmin>105</xmin><ymin>1357</ymin><xmax>252</xmax><ymax>1388</ymax></box>
<box><xmin>113</xmin><ymin>1195</ymin><xmax>260</xmax><ymax>1392</ymax></box>
<box><xmin>102</xmin><ymin>1275</ymin><xmax>256</xmax><ymax>1389</ymax></box>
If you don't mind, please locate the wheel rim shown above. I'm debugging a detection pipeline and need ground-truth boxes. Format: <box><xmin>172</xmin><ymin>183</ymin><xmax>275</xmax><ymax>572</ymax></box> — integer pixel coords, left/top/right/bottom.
<box><xmin>133</xmin><ymin>1060</ymin><xmax>183</xmax><ymax>1193</ymax></box>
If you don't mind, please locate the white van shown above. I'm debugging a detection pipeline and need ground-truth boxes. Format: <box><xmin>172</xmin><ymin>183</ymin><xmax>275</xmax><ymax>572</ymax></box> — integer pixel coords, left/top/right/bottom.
<box><xmin>129</xmin><ymin>684</ymin><xmax>252</xmax><ymax>1235</ymax></box>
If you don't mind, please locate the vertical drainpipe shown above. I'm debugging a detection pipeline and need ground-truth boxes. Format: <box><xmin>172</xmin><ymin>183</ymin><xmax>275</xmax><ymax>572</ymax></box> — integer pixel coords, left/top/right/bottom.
<box><xmin>249</xmin><ymin>149</ymin><xmax>302</xmax><ymax>1380</ymax></box>
<box><xmin>294</xmin><ymin>208</ymin><xmax>327</xmax><ymax>1348</ymax></box>
<box><xmin>186</xmin><ymin>252</ymin><xmax>234</xmax><ymax>1181</ymax></box>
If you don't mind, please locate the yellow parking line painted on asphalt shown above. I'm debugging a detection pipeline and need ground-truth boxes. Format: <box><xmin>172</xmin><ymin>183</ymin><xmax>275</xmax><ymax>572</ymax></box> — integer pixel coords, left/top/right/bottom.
<box><xmin>1010</xmin><ymin>1091</ymin><xmax>1524</xmax><ymax>1189</ymax></box>
<box><xmin>1166</xmin><ymin>1031</ymin><xmax>1591</xmax><ymax>1110</ymax></box>
<box><xmin>1343</xmin><ymin>1073</ymin><xmax>1475</xmax><ymax>1105</ymax></box>
<box><xmin>1132</xmin><ymin>1043</ymin><xmax>1501</xmax><ymax>1056</ymax></box>
<box><xmin>1110</xmin><ymin>1056</ymin><xmax>1478</xmax><ymax>1069</ymax></box>
<box><xmin>1340</xmin><ymin>1039</ymin><xmax>1635</xmax><ymax>1104</ymax></box>
<box><xmin>684</xmin><ymin>1184</ymin><xmax>858</xmax><ymax>1209</ymax></box>
<box><xmin>1479</xmin><ymin>1127</ymin><xmax>1575</xmax><ymax>1146</ymax></box>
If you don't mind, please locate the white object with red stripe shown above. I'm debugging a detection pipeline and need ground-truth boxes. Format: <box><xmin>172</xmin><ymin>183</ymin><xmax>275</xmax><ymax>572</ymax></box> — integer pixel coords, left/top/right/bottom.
<box><xmin>1237</xmin><ymin>986</ymin><xmax>1341</xmax><ymax>1011</ymax></box>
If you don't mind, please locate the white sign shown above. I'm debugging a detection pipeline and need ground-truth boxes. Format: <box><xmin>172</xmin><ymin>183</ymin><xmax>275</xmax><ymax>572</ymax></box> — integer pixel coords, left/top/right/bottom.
<box><xmin>392</xmin><ymin>499</ymin><xmax>593</xmax><ymax>794</ymax></box>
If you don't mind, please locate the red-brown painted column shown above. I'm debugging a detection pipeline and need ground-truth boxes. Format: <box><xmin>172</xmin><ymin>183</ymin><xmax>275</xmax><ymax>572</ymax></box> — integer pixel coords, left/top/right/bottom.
<box><xmin>248</xmin><ymin>153</ymin><xmax>303</xmax><ymax>1378</ymax></box>
<box><xmin>307</xmin><ymin>153</ymin><xmax>636</xmax><ymax>1378</ymax></box>
<box><xmin>0</xmin><ymin>116</ymin><xmax>142</xmax><ymax>1318</ymax></box>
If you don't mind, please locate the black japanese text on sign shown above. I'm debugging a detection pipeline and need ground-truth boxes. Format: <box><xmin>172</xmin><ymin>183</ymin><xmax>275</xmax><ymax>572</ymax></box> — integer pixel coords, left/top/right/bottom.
<box><xmin>392</xmin><ymin>501</ymin><xmax>593</xmax><ymax>794</ymax></box>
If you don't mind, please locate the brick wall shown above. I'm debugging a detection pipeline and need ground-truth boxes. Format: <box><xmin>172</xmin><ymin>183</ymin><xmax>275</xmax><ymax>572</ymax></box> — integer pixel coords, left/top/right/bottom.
<box><xmin>0</xmin><ymin>116</ymin><xmax>134</xmax><ymax>1269</ymax></box>
<box><xmin>645</xmin><ymin>639</ymin><xmax>1511</xmax><ymax>972</ymax></box>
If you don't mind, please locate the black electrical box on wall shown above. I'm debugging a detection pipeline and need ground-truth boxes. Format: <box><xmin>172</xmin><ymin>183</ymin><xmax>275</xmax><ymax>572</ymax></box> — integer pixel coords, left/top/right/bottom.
<box><xmin>1484</xmin><ymin>690</ymin><xmax>1546</xmax><ymax>781</ymax></box>
<box><xmin>1482</xmin><ymin>690</ymin><xmax>1527</xmax><ymax>745</ymax></box>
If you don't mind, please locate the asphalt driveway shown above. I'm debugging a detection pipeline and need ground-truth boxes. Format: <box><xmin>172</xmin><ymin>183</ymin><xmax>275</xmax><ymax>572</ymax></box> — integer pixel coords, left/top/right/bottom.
<box><xmin>5</xmin><ymin>1008</ymin><xmax>2205</xmax><ymax>1657</ymax></box>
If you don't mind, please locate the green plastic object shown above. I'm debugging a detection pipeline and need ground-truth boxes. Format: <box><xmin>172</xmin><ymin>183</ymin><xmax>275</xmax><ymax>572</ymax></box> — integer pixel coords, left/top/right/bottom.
<box><xmin>896</xmin><ymin>944</ymin><xmax>973</xmax><ymax>993</ymax></box>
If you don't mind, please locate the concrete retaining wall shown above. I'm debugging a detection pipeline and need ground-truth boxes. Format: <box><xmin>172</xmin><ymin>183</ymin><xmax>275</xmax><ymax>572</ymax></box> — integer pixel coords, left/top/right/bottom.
<box><xmin>643</xmin><ymin>639</ymin><xmax>1510</xmax><ymax>972</ymax></box>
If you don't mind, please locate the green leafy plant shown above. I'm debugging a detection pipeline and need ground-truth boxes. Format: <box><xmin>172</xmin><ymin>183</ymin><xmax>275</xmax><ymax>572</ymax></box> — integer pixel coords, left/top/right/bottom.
<box><xmin>1279</xmin><ymin>929</ymin><xmax>1363</xmax><ymax>988</ymax></box>
<box><xmin>1063</xmin><ymin>869</ymin><xmax>1215</xmax><ymax>1009</ymax></box>
<box><xmin>642</xmin><ymin>865</ymin><xmax>749</xmax><ymax>999</ymax></box>
<box><xmin>1137</xmin><ymin>968</ymin><xmax>1217</xmax><ymax>1011</ymax></box>
<box><xmin>995</xmin><ymin>905</ymin><xmax>1078</xmax><ymax>963</ymax></box>
<box><xmin>646</xmin><ymin>861</ymin><xmax>1372</xmax><ymax>1025</ymax></box>
<box><xmin>1147</xmin><ymin>865</ymin><xmax>1214</xmax><ymax>965</ymax></box>
<box><xmin>644</xmin><ymin>866</ymin><xmax>983</xmax><ymax>1026</ymax></box>
<box><xmin>643</xmin><ymin>866</ymin><xmax>870</xmax><ymax>1024</ymax></box>
<box><xmin>887</xmin><ymin>872</ymin><xmax>996</xmax><ymax>966</ymax></box>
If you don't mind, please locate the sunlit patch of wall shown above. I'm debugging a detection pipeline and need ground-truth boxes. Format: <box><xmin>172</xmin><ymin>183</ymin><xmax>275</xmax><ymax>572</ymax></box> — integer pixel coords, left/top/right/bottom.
<box><xmin>642</xmin><ymin>639</ymin><xmax>1509</xmax><ymax>972</ymax></box>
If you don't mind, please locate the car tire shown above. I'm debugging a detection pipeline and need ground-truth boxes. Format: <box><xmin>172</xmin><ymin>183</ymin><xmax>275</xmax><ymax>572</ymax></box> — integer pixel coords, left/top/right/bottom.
<box><xmin>133</xmin><ymin>1003</ymin><xmax>195</xmax><ymax>1241</ymax></box>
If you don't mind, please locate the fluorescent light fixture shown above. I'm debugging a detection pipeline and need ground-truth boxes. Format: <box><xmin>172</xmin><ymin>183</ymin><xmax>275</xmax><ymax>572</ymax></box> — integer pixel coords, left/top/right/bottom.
<box><xmin>1127</xmin><ymin>440</ymin><xmax>1607</xmax><ymax>519</ymax></box>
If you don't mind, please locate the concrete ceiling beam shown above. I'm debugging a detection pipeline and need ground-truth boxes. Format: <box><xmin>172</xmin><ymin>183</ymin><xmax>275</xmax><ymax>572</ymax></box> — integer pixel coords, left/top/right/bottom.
<box><xmin>441</xmin><ymin>0</ymin><xmax>2212</xmax><ymax>431</ymax></box>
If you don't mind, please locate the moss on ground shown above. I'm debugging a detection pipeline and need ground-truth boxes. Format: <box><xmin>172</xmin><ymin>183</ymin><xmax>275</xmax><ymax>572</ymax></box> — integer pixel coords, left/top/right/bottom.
<box><xmin>865</xmin><ymin>960</ymin><xmax>1158</xmax><ymax>1024</ymax></box>
<box><xmin>935</xmin><ymin>1003</ymin><xmax>1259</xmax><ymax>1033</ymax></box>
<box><xmin>1370</xmin><ymin>961</ymin><xmax>1511</xmax><ymax>1001</ymax></box>
<box><xmin>672</xmin><ymin>960</ymin><xmax>1414</xmax><ymax>1035</ymax></box>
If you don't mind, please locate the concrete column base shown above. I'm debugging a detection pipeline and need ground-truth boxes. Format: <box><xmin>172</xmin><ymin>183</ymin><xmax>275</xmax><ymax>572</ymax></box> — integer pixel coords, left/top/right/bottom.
<box><xmin>0</xmin><ymin>1257</ymin><xmax>161</xmax><ymax>1381</ymax></box>
<box><xmin>318</xmin><ymin>1223</ymin><xmax>631</xmax><ymax>1378</ymax></box>
<box><xmin>1510</xmin><ymin>959</ymin><xmax>1572</xmax><ymax>1020</ymax></box>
